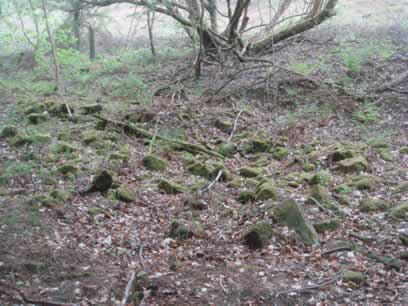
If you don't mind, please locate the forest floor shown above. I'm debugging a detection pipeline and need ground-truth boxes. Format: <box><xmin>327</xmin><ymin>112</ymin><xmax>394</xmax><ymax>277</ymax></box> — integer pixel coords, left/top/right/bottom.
<box><xmin>1</xmin><ymin>4</ymin><xmax>408</xmax><ymax>305</ymax></box>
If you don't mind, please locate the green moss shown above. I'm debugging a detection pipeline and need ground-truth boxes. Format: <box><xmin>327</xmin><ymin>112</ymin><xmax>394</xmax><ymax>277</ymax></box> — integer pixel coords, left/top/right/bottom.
<box><xmin>29</xmin><ymin>194</ymin><xmax>55</xmax><ymax>208</ymax></box>
<box><xmin>169</xmin><ymin>220</ymin><xmax>193</xmax><ymax>240</ymax></box>
<box><xmin>114</xmin><ymin>187</ymin><xmax>136</xmax><ymax>203</ymax></box>
<box><xmin>313</xmin><ymin>218</ymin><xmax>340</xmax><ymax>233</ymax></box>
<box><xmin>343</xmin><ymin>271</ymin><xmax>366</xmax><ymax>285</ymax></box>
<box><xmin>187</xmin><ymin>161</ymin><xmax>212</xmax><ymax>178</ymax></box>
<box><xmin>10</xmin><ymin>135</ymin><xmax>34</xmax><ymax>147</ymax></box>
<box><xmin>218</xmin><ymin>143</ymin><xmax>237</xmax><ymax>157</ymax></box>
<box><xmin>33</xmin><ymin>133</ymin><xmax>51</xmax><ymax>144</ymax></box>
<box><xmin>158</xmin><ymin>179</ymin><xmax>184</xmax><ymax>194</ymax></box>
<box><xmin>57</xmin><ymin>164</ymin><xmax>78</xmax><ymax>175</ymax></box>
<box><xmin>378</xmin><ymin>148</ymin><xmax>394</xmax><ymax>162</ymax></box>
<box><xmin>350</xmin><ymin>175</ymin><xmax>377</xmax><ymax>190</ymax></box>
<box><xmin>310</xmin><ymin>170</ymin><xmax>331</xmax><ymax>186</ymax></box>
<box><xmin>272</xmin><ymin>146</ymin><xmax>289</xmax><ymax>160</ymax></box>
<box><xmin>255</xmin><ymin>182</ymin><xmax>277</xmax><ymax>201</ymax></box>
<box><xmin>309</xmin><ymin>185</ymin><xmax>329</xmax><ymax>203</ymax></box>
<box><xmin>334</xmin><ymin>184</ymin><xmax>352</xmax><ymax>194</ymax></box>
<box><xmin>359</xmin><ymin>197</ymin><xmax>389</xmax><ymax>212</ymax></box>
<box><xmin>367</xmin><ymin>137</ymin><xmax>388</xmax><ymax>148</ymax></box>
<box><xmin>329</xmin><ymin>146</ymin><xmax>356</xmax><ymax>161</ymax></box>
<box><xmin>143</xmin><ymin>154</ymin><xmax>168</xmax><ymax>171</ymax></box>
<box><xmin>214</xmin><ymin>119</ymin><xmax>232</xmax><ymax>133</ymax></box>
<box><xmin>27</xmin><ymin>113</ymin><xmax>48</xmax><ymax>125</ymax></box>
<box><xmin>238</xmin><ymin>190</ymin><xmax>256</xmax><ymax>204</ymax></box>
<box><xmin>227</xmin><ymin>177</ymin><xmax>242</xmax><ymax>188</ymax></box>
<box><xmin>243</xmin><ymin>221</ymin><xmax>274</xmax><ymax>250</ymax></box>
<box><xmin>272</xmin><ymin>199</ymin><xmax>319</xmax><ymax>245</ymax></box>
<box><xmin>49</xmin><ymin>190</ymin><xmax>69</xmax><ymax>203</ymax></box>
<box><xmin>54</xmin><ymin>142</ymin><xmax>78</xmax><ymax>154</ymax></box>
<box><xmin>302</xmin><ymin>162</ymin><xmax>316</xmax><ymax>172</ymax></box>
<box><xmin>110</xmin><ymin>152</ymin><xmax>128</xmax><ymax>161</ymax></box>
<box><xmin>48</xmin><ymin>103</ymin><xmax>71</xmax><ymax>117</ymax></box>
<box><xmin>91</xmin><ymin>171</ymin><xmax>113</xmax><ymax>192</ymax></box>
<box><xmin>239</xmin><ymin>167</ymin><xmax>262</xmax><ymax>178</ymax></box>
<box><xmin>389</xmin><ymin>202</ymin><xmax>408</xmax><ymax>221</ymax></box>
<box><xmin>338</xmin><ymin>156</ymin><xmax>368</xmax><ymax>172</ymax></box>
<box><xmin>392</xmin><ymin>182</ymin><xmax>408</xmax><ymax>196</ymax></box>
<box><xmin>80</xmin><ymin>104</ymin><xmax>103</xmax><ymax>114</ymax></box>
<box><xmin>88</xmin><ymin>207</ymin><xmax>102</xmax><ymax>215</ymax></box>
<box><xmin>400</xmin><ymin>147</ymin><xmax>408</xmax><ymax>154</ymax></box>
<box><xmin>81</xmin><ymin>130</ymin><xmax>102</xmax><ymax>145</ymax></box>
<box><xmin>0</xmin><ymin>126</ymin><xmax>18</xmax><ymax>138</ymax></box>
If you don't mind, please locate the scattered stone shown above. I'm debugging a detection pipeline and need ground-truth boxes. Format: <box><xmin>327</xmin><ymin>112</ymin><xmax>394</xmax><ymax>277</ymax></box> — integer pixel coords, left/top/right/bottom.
<box><xmin>272</xmin><ymin>199</ymin><xmax>319</xmax><ymax>245</ymax></box>
<box><xmin>158</xmin><ymin>179</ymin><xmax>184</xmax><ymax>194</ymax></box>
<box><xmin>338</xmin><ymin>156</ymin><xmax>368</xmax><ymax>172</ymax></box>
<box><xmin>255</xmin><ymin>181</ymin><xmax>277</xmax><ymax>201</ymax></box>
<box><xmin>238</xmin><ymin>190</ymin><xmax>256</xmax><ymax>204</ymax></box>
<box><xmin>27</xmin><ymin>113</ymin><xmax>47</xmax><ymax>125</ymax></box>
<box><xmin>359</xmin><ymin>197</ymin><xmax>389</xmax><ymax>212</ymax></box>
<box><xmin>218</xmin><ymin>142</ymin><xmax>237</xmax><ymax>157</ymax></box>
<box><xmin>272</xmin><ymin>146</ymin><xmax>289</xmax><ymax>160</ymax></box>
<box><xmin>80</xmin><ymin>104</ymin><xmax>103</xmax><ymax>115</ymax></box>
<box><xmin>0</xmin><ymin>126</ymin><xmax>18</xmax><ymax>138</ymax></box>
<box><xmin>143</xmin><ymin>154</ymin><xmax>168</xmax><ymax>171</ymax></box>
<box><xmin>243</xmin><ymin>221</ymin><xmax>274</xmax><ymax>250</ymax></box>
<box><xmin>389</xmin><ymin>202</ymin><xmax>408</xmax><ymax>221</ymax></box>
<box><xmin>310</xmin><ymin>170</ymin><xmax>331</xmax><ymax>186</ymax></box>
<box><xmin>342</xmin><ymin>271</ymin><xmax>366</xmax><ymax>285</ymax></box>
<box><xmin>313</xmin><ymin>218</ymin><xmax>340</xmax><ymax>233</ymax></box>
<box><xmin>239</xmin><ymin>167</ymin><xmax>262</xmax><ymax>178</ymax></box>
<box><xmin>350</xmin><ymin>175</ymin><xmax>377</xmax><ymax>190</ymax></box>
<box><xmin>57</xmin><ymin>163</ymin><xmax>78</xmax><ymax>175</ymax></box>
<box><xmin>114</xmin><ymin>187</ymin><xmax>135</xmax><ymax>203</ymax></box>
<box><xmin>378</xmin><ymin>148</ymin><xmax>394</xmax><ymax>162</ymax></box>
<box><xmin>169</xmin><ymin>220</ymin><xmax>193</xmax><ymax>240</ymax></box>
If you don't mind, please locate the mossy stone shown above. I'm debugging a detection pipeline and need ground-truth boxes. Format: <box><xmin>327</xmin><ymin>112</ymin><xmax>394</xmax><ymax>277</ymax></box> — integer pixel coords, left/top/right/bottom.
<box><xmin>368</xmin><ymin>138</ymin><xmax>388</xmax><ymax>148</ymax></box>
<box><xmin>329</xmin><ymin>147</ymin><xmax>356</xmax><ymax>162</ymax></box>
<box><xmin>239</xmin><ymin>167</ymin><xmax>262</xmax><ymax>178</ymax></box>
<box><xmin>272</xmin><ymin>146</ymin><xmax>289</xmax><ymax>160</ymax></box>
<box><xmin>81</xmin><ymin>130</ymin><xmax>103</xmax><ymax>145</ymax></box>
<box><xmin>389</xmin><ymin>202</ymin><xmax>408</xmax><ymax>221</ymax></box>
<box><xmin>218</xmin><ymin>143</ymin><xmax>237</xmax><ymax>157</ymax></box>
<box><xmin>227</xmin><ymin>177</ymin><xmax>242</xmax><ymax>188</ymax></box>
<box><xmin>273</xmin><ymin>199</ymin><xmax>319</xmax><ymax>245</ymax></box>
<box><xmin>303</xmin><ymin>162</ymin><xmax>316</xmax><ymax>172</ymax></box>
<box><xmin>10</xmin><ymin>135</ymin><xmax>34</xmax><ymax>147</ymax></box>
<box><xmin>0</xmin><ymin>126</ymin><xmax>18</xmax><ymax>138</ymax></box>
<box><xmin>378</xmin><ymin>148</ymin><xmax>394</xmax><ymax>162</ymax></box>
<box><xmin>238</xmin><ymin>190</ymin><xmax>256</xmax><ymax>204</ymax></box>
<box><xmin>392</xmin><ymin>182</ymin><xmax>408</xmax><ymax>196</ymax></box>
<box><xmin>158</xmin><ymin>179</ymin><xmax>184</xmax><ymax>194</ymax></box>
<box><xmin>80</xmin><ymin>104</ymin><xmax>103</xmax><ymax>114</ymax></box>
<box><xmin>33</xmin><ymin>133</ymin><xmax>51</xmax><ymax>143</ymax></box>
<box><xmin>243</xmin><ymin>221</ymin><xmax>274</xmax><ymax>250</ymax></box>
<box><xmin>334</xmin><ymin>184</ymin><xmax>352</xmax><ymax>194</ymax></box>
<box><xmin>90</xmin><ymin>170</ymin><xmax>113</xmax><ymax>192</ymax></box>
<box><xmin>310</xmin><ymin>170</ymin><xmax>331</xmax><ymax>186</ymax></box>
<box><xmin>309</xmin><ymin>185</ymin><xmax>329</xmax><ymax>204</ymax></box>
<box><xmin>88</xmin><ymin>207</ymin><xmax>103</xmax><ymax>216</ymax></box>
<box><xmin>115</xmin><ymin>187</ymin><xmax>135</xmax><ymax>203</ymax></box>
<box><xmin>143</xmin><ymin>154</ymin><xmax>168</xmax><ymax>171</ymax></box>
<box><xmin>185</xmin><ymin>198</ymin><xmax>207</xmax><ymax>210</ymax></box>
<box><xmin>48</xmin><ymin>103</ymin><xmax>72</xmax><ymax>117</ymax></box>
<box><xmin>187</xmin><ymin>162</ymin><xmax>212</xmax><ymax>178</ymax></box>
<box><xmin>359</xmin><ymin>197</ymin><xmax>389</xmax><ymax>212</ymax></box>
<box><xmin>57</xmin><ymin>164</ymin><xmax>78</xmax><ymax>175</ymax></box>
<box><xmin>343</xmin><ymin>271</ymin><xmax>366</xmax><ymax>285</ymax></box>
<box><xmin>255</xmin><ymin>182</ymin><xmax>277</xmax><ymax>201</ymax></box>
<box><xmin>110</xmin><ymin>152</ymin><xmax>128</xmax><ymax>161</ymax></box>
<box><xmin>49</xmin><ymin>190</ymin><xmax>69</xmax><ymax>203</ymax></box>
<box><xmin>29</xmin><ymin>194</ymin><xmax>55</xmax><ymax>208</ymax></box>
<box><xmin>400</xmin><ymin>147</ymin><xmax>408</xmax><ymax>154</ymax></box>
<box><xmin>350</xmin><ymin>175</ymin><xmax>377</xmax><ymax>190</ymax></box>
<box><xmin>214</xmin><ymin>119</ymin><xmax>232</xmax><ymax>133</ymax></box>
<box><xmin>313</xmin><ymin>218</ymin><xmax>340</xmax><ymax>233</ymax></box>
<box><xmin>245</xmin><ymin>178</ymin><xmax>259</xmax><ymax>188</ymax></box>
<box><xmin>169</xmin><ymin>220</ymin><xmax>193</xmax><ymax>240</ymax></box>
<box><xmin>27</xmin><ymin>113</ymin><xmax>48</xmax><ymax>125</ymax></box>
<box><xmin>54</xmin><ymin>142</ymin><xmax>78</xmax><ymax>154</ymax></box>
<box><xmin>249</xmin><ymin>139</ymin><xmax>271</xmax><ymax>153</ymax></box>
<box><xmin>338</xmin><ymin>156</ymin><xmax>368</xmax><ymax>172</ymax></box>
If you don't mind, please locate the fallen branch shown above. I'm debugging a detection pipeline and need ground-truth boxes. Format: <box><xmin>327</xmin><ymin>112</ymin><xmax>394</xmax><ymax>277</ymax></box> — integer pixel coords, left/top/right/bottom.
<box><xmin>308</xmin><ymin>196</ymin><xmax>337</xmax><ymax>218</ymax></box>
<box><xmin>376</xmin><ymin>71</ymin><xmax>408</xmax><ymax>93</ymax></box>
<box><xmin>94</xmin><ymin>115</ymin><xmax>224</xmax><ymax>159</ymax></box>
<box><xmin>121</xmin><ymin>271</ymin><xmax>137</xmax><ymax>306</ymax></box>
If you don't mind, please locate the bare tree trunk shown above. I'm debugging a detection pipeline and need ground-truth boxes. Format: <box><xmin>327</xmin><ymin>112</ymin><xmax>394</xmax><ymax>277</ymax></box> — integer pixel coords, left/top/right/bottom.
<box><xmin>41</xmin><ymin>0</ymin><xmax>64</xmax><ymax>95</ymax></box>
<box><xmin>28</xmin><ymin>0</ymin><xmax>41</xmax><ymax>50</ymax></box>
<box><xmin>147</xmin><ymin>10</ymin><xmax>156</xmax><ymax>57</ymax></box>
<box><xmin>89</xmin><ymin>26</ymin><xmax>96</xmax><ymax>60</ymax></box>
<box><xmin>194</xmin><ymin>0</ymin><xmax>205</xmax><ymax>80</ymax></box>
<box><xmin>206</xmin><ymin>0</ymin><xmax>218</xmax><ymax>32</ymax></box>
<box><xmin>73</xmin><ymin>0</ymin><xmax>81</xmax><ymax>50</ymax></box>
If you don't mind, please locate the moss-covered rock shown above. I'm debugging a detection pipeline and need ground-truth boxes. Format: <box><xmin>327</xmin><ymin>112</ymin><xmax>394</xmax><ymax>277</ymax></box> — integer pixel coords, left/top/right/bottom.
<box><xmin>218</xmin><ymin>142</ymin><xmax>237</xmax><ymax>157</ymax></box>
<box><xmin>80</xmin><ymin>104</ymin><xmax>103</xmax><ymax>115</ymax></box>
<box><xmin>255</xmin><ymin>182</ymin><xmax>277</xmax><ymax>201</ymax></box>
<box><xmin>115</xmin><ymin>187</ymin><xmax>135</xmax><ymax>203</ymax></box>
<box><xmin>350</xmin><ymin>175</ymin><xmax>377</xmax><ymax>190</ymax></box>
<box><xmin>10</xmin><ymin>135</ymin><xmax>34</xmax><ymax>147</ymax></box>
<box><xmin>169</xmin><ymin>220</ymin><xmax>193</xmax><ymax>240</ymax></box>
<box><xmin>313</xmin><ymin>218</ymin><xmax>340</xmax><ymax>233</ymax></box>
<box><xmin>81</xmin><ymin>130</ymin><xmax>101</xmax><ymax>145</ymax></box>
<box><xmin>187</xmin><ymin>161</ymin><xmax>212</xmax><ymax>178</ymax></box>
<box><xmin>400</xmin><ymin>147</ymin><xmax>408</xmax><ymax>155</ymax></box>
<box><xmin>302</xmin><ymin>162</ymin><xmax>316</xmax><ymax>172</ymax></box>
<box><xmin>143</xmin><ymin>154</ymin><xmax>168</xmax><ymax>171</ymax></box>
<box><xmin>359</xmin><ymin>197</ymin><xmax>389</xmax><ymax>212</ymax></box>
<box><xmin>392</xmin><ymin>182</ymin><xmax>408</xmax><ymax>196</ymax></box>
<box><xmin>33</xmin><ymin>133</ymin><xmax>51</xmax><ymax>144</ymax></box>
<box><xmin>0</xmin><ymin>126</ymin><xmax>18</xmax><ymax>138</ymax></box>
<box><xmin>338</xmin><ymin>156</ymin><xmax>368</xmax><ymax>172</ymax></box>
<box><xmin>334</xmin><ymin>184</ymin><xmax>352</xmax><ymax>194</ymax></box>
<box><xmin>214</xmin><ymin>118</ymin><xmax>232</xmax><ymax>133</ymax></box>
<box><xmin>88</xmin><ymin>207</ymin><xmax>103</xmax><ymax>216</ymax></box>
<box><xmin>243</xmin><ymin>221</ymin><xmax>274</xmax><ymax>250</ymax></box>
<box><xmin>343</xmin><ymin>271</ymin><xmax>366</xmax><ymax>285</ymax></box>
<box><xmin>185</xmin><ymin>198</ymin><xmax>207</xmax><ymax>210</ymax></box>
<box><xmin>238</xmin><ymin>190</ymin><xmax>256</xmax><ymax>204</ymax></box>
<box><xmin>248</xmin><ymin>138</ymin><xmax>271</xmax><ymax>153</ymax></box>
<box><xmin>158</xmin><ymin>179</ymin><xmax>184</xmax><ymax>194</ymax></box>
<box><xmin>378</xmin><ymin>148</ymin><xmax>394</xmax><ymax>162</ymax></box>
<box><xmin>368</xmin><ymin>138</ymin><xmax>388</xmax><ymax>149</ymax></box>
<box><xmin>310</xmin><ymin>170</ymin><xmax>331</xmax><ymax>186</ymax></box>
<box><xmin>48</xmin><ymin>103</ymin><xmax>72</xmax><ymax>117</ymax></box>
<box><xmin>29</xmin><ymin>194</ymin><xmax>55</xmax><ymax>208</ymax></box>
<box><xmin>389</xmin><ymin>202</ymin><xmax>408</xmax><ymax>221</ymax></box>
<box><xmin>329</xmin><ymin>146</ymin><xmax>356</xmax><ymax>162</ymax></box>
<box><xmin>54</xmin><ymin>142</ymin><xmax>78</xmax><ymax>154</ymax></box>
<box><xmin>239</xmin><ymin>167</ymin><xmax>262</xmax><ymax>178</ymax></box>
<box><xmin>309</xmin><ymin>185</ymin><xmax>329</xmax><ymax>203</ymax></box>
<box><xmin>24</xmin><ymin>103</ymin><xmax>47</xmax><ymax>115</ymax></box>
<box><xmin>272</xmin><ymin>199</ymin><xmax>319</xmax><ymax>245</ymax></box>
<box><xmin>272</xmin><ymin>146</ymin><xmax>289</xmax><ymax>160</ymax></box>
<box><xmin>27</xmin><ymin>113</ymin><xmax>48</xmax><ymax>125</ymax></box>
<box><xmin>49</xmin><ymin>190</ymin><xmax>69</xmax><ymax>203</ymax></box>
<box><xmin>226</xmin><ymin>177</ymin><xmax>242</xmax><ymax>188</ymax></box>
<box><xmin>57</xmin><ymin>163</ymin><xmax>78</xmax><ymax>175</ymax></box>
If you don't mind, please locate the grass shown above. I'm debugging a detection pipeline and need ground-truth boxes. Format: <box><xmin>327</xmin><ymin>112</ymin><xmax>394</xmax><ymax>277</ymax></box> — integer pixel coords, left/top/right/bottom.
<box><xmin>352</xmin><ymin>102</ymin><xmax>380</xmax><ymax>124</ymax></box>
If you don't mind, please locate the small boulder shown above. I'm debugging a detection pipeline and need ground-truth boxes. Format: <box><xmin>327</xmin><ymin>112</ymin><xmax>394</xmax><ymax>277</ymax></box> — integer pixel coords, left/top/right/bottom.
<box><xmin>359</xmin><ymin>197</ymin><xmax>389</xmax><ymax>212</ymax></box>
<box><xmin>271</xmin><ymin>146</ymin><xmax>289</xmax><ymax>160</ymax></box>
<box><xmin>329</xmin><ymin>146</ymin><xmax>356</xmax><ymax>162</ymax></box>
<box><xmin>342</xmin><ymin>271</ymin><xmax>366</xmax><ymax>285</ymax></box>
<box><xmin>115</xmin><ymin>187</ymin><xmax>135</xmax><ymax>203</ymax></box>
<box><xmin>272</xmin><ymin>199</ymin><xmax>319</xmax><ymax>245</ymax></box>
<box><xmin>89</xmin><ymin>170</ymin><xmax>113</xmax><ymax>193</ymax></box>
<box><xmin>245</xmin><ymin>138</ymin><xmax>270</xmax><ymax>153</ymax></box>
<box><xmin>0</xmin><ymin>126</ymin><xmax>18</xmax><ymax>139</ymax></box>
<box><xmin>378</xmin><ymin>148</ymin><xmax>394</xmax><ymax>162</ymax></box>
<box><xmin>313</xmin><ymin>218</ymin><xmax>340</xmax><ymax>233</ymax></box>
<box><xmin>255</xmin><ymin>182</ymin><xmax>277</xmax><ymax>201</ymax></box>
<box><xmin>338</xmin><ymin>156</ymin><xmax>368</xmax><ymax>172</ymax></box>
<box><xmin>158</xmin><ymin>179</ymin><xmax>184</xmax><ymax>194</ymax></box>
<box><xmin>238</xmin><ymin>190</ymin><xmax>256</xmax><ymax>204</ymax></box>
<box><xmin>187</xmin><ymin>161</ymin><xmax>212</xmax><ymax>178</ymax></box>
<box><xmin>214</xmin><ymin>118</ymin><xmax>232</xmax><ymax>133</ymax></box>
<box><xmin>243</xmin><ymin>221</ymin><xmax>274</xmax><ymax>250</ymax></box>
<box><xmin>169</xmin><ymin>220</ymin><xmax>193</xmax><ymax>240</ymax></box>
<box><xmin>143</xmin><ymin>154</ymin><xmax>168</xmax><ymax>171</ymax></box>
<box><xmin>389</xmin><ymin>202</ymin><xmax>408</xmax><ymax>221</ymax></box>
<box><xmin>239</xmin><ymin>167</ymin><xmax>262</xmax><ymax>178</ymax></box>
<box><xmin>218</xmin><ymin>143</ymin><xmax>237</xmax><ymax>157</ymax></box>
<box><xmin>350</xmin><ymin>175</ymin><xmax>377</xmax><ymax>190</ymax></box>
<box><xmin>310</xmin><ymin>170</ymin><xmax>331</xmax><ymax>186</ymax></box>
<box><xmin>27</xmin><ymin>113</ymin><xmax>48</xmax><ymax>125</ymax></box>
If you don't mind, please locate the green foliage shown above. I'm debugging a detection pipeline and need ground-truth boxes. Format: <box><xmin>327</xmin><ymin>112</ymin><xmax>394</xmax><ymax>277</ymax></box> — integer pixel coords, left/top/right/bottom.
<box><xmin>0</xmin><ymin>161</ymin><xmax>35</xmax><ymax>185</ymax></box>
<box><xmin>352</xmin><ymin>103</ymin><xmax>380</xmax><ymax>124</ymax></box>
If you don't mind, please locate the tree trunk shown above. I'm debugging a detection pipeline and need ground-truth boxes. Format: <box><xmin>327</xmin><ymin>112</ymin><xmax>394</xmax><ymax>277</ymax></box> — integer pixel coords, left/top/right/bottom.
<box><xmin>41</xmin><ymin>0</ymin><xmax>64</xmax><ymax>95</ymax></box>
<box><xmin>147</xmin><ymin>11</ymin><xmax>156</xmax><ymax>57</ymax></box>
<box><xmin>89</xmin><ymin>26</ymin><xmax>96</xmax><ymax>60</ymax></box>
<box><xmin>73</xmin><ymin>0</ymin><xmax>81</xmax><ymax>50</ymax></box>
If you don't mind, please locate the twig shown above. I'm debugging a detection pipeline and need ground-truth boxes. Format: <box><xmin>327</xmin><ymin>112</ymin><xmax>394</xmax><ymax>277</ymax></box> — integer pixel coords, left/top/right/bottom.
<box><xmin>139</xmin><ymin>242</ymin><xmax>146</xmax><ymax>270</ymax></box>
<box><xmin>121</xmin><ymin>270</ymin><xmax>137</xmax><ymax>306</ymax></box>
<box><xmin>308</xmin><ymin>196</ymin><xmax>337</xmax><ymax>218</ymax></box>
<box><xmin>148</xmin><ymin>116</ymin><xmax>161</xmax><ymax>154</ymax></box>
<box><xmin>275</xmin><ymin>270</ymin><xmax>345</xmax><ymax>297</ymax></box>
<box><xmin>227</xmin><ymin>109</ymin><xmax>243</xmax><ymax>142</ymax></box>
<box><xmin>219</xmin><ymin>275</ymin><xmax>228</xmax><ymax>294</ymax></box>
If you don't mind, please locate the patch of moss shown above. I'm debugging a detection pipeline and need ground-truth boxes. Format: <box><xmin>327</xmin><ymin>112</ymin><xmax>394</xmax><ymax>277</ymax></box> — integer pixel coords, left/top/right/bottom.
<box><xmin>310</xmin><ymin>170</ymin><xmax>331</xmax><ymax>186</ymax></box>
<box><xmin>10</xmin><ymin>135</ymin><xmax>34</xmax><ymax>147</ymax></box>
<box><xmin>238</xmin><ymin>190</ymin><xmax>256</xmax><ymax>204</ymax></box>
<box><xmin>378</xmin><ymin>148</ymin><xmax>394</xmax><ymax>162</ymax></box>
<box><xmin>218</xmin><ymin>143</ymin><xmax>237</xmax><ymax>157</ymax></box>
<box><xmin>243</xmin><ymin>221</ymin><xmax>274</xmax><ymax>250</ymax></box>
<box><xmin>54</xmin><ymin>142</ymin><xmax>78</xmax><ymax>154</ymax></box>
<box><xmin>350</xmin><ymin>175</ymin><xmax>377</xmax><ymax>190</ymax></box>
<box><xmin>313</xmin><ymin>218</ymin><xmax>340</xmax><ymax>233</ymax></box>
<box><xmin>302</xmin><ymin>162</ymin><xmax>316</xmax><ymax>172</ymax></box>
<box><xmin>81</xmin><ymin>130</ymin><xmax>102</xmax><ymax>145</ymax></box>
<box><xmin>187</xmin><ymin>161</ymin><xmax>212</xmax><ymax>178</ymax></box>
<box><xmin>27</xmin><ymin>113</ymin><xmax>48</xmax><ymax>125</ymax></box>
<box><xmin>49</xmin><ymin>190</ymin><xmax>69</xmax><ymax>203</ymax></box>
<box><xmin>343</xmin><ymin>271</ymin><xmax>366</xmax><ymax>285</ymax></box>
<box><xmin>338</xmin><ymin>156</ymin><xmax>368</xmax><ymax>172</ymax></box>
<box><xmin>169</xmin><ymin>220</ymin><xmax>193</xmax><ymax>240</ymax></box>
<box><xmin>239</xmin><ymin>167</ymin><xmax>262</xmax><ymax>178</ymax></box>
<box><xmin>389</xmin><ymin>202</ymin><xmax>408</xmax><ymax>221</ymax></box>
<box><xmin>143</xmin><ymin>154</ymin><xmax>168</xmax><ymax>171</ymax></box>
<box><xmin>158</xmin><ymin>179</ymin><xmax>184</xmax><ymax>194</ymax></box>
<box><xmin>0</xmin><ymin>126</ymin><xmax>18</xmax><ymax>138</ymax></box>
<box><xmin>114</xmin><ymin>187</ymin><xmax>136</xmax><ymax>203</ymax></box>
<box><xmin>57</xmin><ymin>164</ymin><xmax>78</xmax><ymax>175</ymax></box>
<box><xmin>214</xmin><ymin>119</ymin><xmax>232</xmax><ymax>133</ymax></box>
<box><xmin>359</xmin><ymin>197</ymin><xmax>389</xmax><ymax>212</ymax></box>
<box><xmin>334</xmin><ymin>184</ymin><xmax>352</xmax><ymax>194</ymax></box>
<box><xmin>309</xmin><ymin>185</ymin><xmax>329</xmax><ymax>204</ymax></box>
<box><xmin>80</xmin><ymin>104</ymin><xmax>103</xmax><ymax>115</ymax></box>
<box><xmin>90</xmin><ymin>170</ymin><xmax>113</xmax><ymax>192</ymax></box>
<box><xmin>272</xmin><ymin>146</ymin><xmax>289</xmax><ymax>160</ymax></box>
<box><xmin>329</xmin><ymin>146</ymin><xmax>356</xmax><ymax>162</ymax></box>
<box><xmin>392</xmin><ymin>182</ymin><xmax>408</xmax><ymax>196</ymax></box>
<box><xmin>400</xmin><ymin>147</ymin><xmax>408</xmax><ymax>154</ymax></box>
<box><xmin>255</xmin><ymin>182</ymin><xmax>277</xmax><ymax>201</ymax></box>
